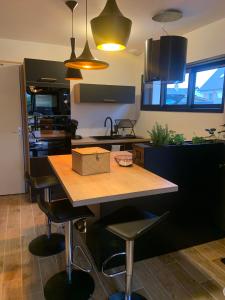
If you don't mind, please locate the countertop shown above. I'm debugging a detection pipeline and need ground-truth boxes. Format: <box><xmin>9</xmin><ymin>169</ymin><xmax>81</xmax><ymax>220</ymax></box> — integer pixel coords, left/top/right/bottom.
<box><xmin>71</xmin><ymin>136</ymin><xmax>150</xmax><ymax>146</ymax></box>
<box><xmin>33</xmin><ymin>130</ymin><xmax>70</xmax><ymax>140</ymax></box>
<box><xmin>48</xmin><ymin>151</ymin><xmax>178</xmax><ymax>207</ymax></box>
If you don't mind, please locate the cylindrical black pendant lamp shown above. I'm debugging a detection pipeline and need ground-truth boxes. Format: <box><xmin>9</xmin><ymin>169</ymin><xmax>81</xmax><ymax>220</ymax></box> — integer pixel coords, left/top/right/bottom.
<box><xmin>91</xmin><ymin>0</ymin><xmax>132</xmax><ymax>51</ymax></box>
<box><xmin>144</xmin><ymin>39</ymin><xmax>160</xmax><ymax>82</ymax></box>
<box><xmin>159</xmin><ymin>35</ymin><xmax>187</xmax><ymax>83</ymax></box>
<box><xmin>144</xmin><ymin>36</ymin><xmax>187</xmax><ymax>83</ymax></box>
<box><xmin>145</xmin><ymin>9</ymin><xmax>188</xmax><ymax>83</ymax></box>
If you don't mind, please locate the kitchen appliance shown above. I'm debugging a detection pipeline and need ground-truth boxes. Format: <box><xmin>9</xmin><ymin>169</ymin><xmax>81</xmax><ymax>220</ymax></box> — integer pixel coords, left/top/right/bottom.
<box><xmin>71</xmin><ymin>119</ymin><xmax>82</xmax><ymax>139</ymax></box>
<box><xmin>26</xmin><ymin>86</ymin><xmax>70</xmax><ymax>116</ymax></box>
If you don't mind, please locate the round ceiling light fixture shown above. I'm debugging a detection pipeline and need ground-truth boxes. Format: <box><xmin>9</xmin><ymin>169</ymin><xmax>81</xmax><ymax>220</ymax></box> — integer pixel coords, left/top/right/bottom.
<box><xmin>64</xmin><ymin>1</ymin><xmax>83</xmax><ymax>81</ymax></box>
<box><xmin>65</xmin><ymin>0</ymin><xmax>109</xmax><ymax>70</ymax></box>
<box><xmin>91</xmin><ymin>0</ymin><xmax>132</xmax><ymax>52</ymax></box>
<box><xmin>152</xmin><ymin>9</ymin><xmax>183</xmax><ymax>23</ymax></box>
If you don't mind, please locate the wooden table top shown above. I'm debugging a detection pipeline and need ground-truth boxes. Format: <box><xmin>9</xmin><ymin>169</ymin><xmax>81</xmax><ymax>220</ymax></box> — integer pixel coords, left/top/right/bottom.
<box><xmin>33</xmin><ymin>130</ymin><xmax>70</xmax><ymax>140</ymax></box>
<box><xmin>48</xmin><ymin>152</ymin><xmax>178</xmax><ymax>207</ymax></box>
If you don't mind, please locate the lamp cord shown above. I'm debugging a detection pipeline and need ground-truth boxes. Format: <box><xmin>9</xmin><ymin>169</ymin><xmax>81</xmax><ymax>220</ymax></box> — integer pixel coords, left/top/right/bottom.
<box><xmin>86</xmin><ymin>0</ymin><xmax>88</xmax><ymax>41</ymax></box>
<box><xmin>161</xmin><ymin>25</ymin><xmax>169</xmax><ymax>36</ymax></box>
<box><xmin>72</xmin><ymin>8</ymin><xmax>74</xmax><ymax>38</ymax></box>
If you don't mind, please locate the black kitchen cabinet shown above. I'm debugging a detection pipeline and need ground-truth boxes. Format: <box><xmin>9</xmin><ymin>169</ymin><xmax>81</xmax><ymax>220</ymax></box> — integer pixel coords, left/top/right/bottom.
<box><xmin>24</xmin><ymin>58</ymin><xmax>69</xmax><ymax>88</ymax></box>
<box><xmin>133</xmin><ymin>142</ymin><xmax>225</xmax><ymax>228</ymax></box>
<box><xmin>74</xmin><ymin>83</ymin><xmax>135</xmax><ymax>104</ymax></box>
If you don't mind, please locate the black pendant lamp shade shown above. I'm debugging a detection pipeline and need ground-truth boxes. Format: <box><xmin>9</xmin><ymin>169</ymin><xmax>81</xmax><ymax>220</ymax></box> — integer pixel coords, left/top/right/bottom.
<box><xmin>144</xmin><ymin>36</ymin><xmax>187</xmax><ymax>83</ymax></box>
<box><xmin>66</xmin><ymin>40</ymin><xmax>109</xmax><ymax>70</ymax></box>
<box><xmin>160</xmin><ymin>36</ymin><xmax>187</xmax><ymax>83</ymax></box>
<box><xmin>66</xmin><ymin>0</ymin><xmax>109</xmax><ymax>70</ymax></box>
<box><xmin>91</xmin><ymin>0</ymin><xmax>132</xmax><ymax>51</ymax></box>
<box><xmin>65</xmin><ymin>37</ymin><xmax>83</xmax><ymax>80</ymax></box>
<box><xmin>64</xmin><ymin>0</ymin><xmax>83</xmax><ymax>80</ymax></box>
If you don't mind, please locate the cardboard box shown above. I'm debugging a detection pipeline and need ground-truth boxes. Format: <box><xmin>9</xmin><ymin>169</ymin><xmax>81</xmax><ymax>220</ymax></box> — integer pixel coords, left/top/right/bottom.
<box><xmin>72</xmin><ymin>147</ymin><xmax>110</xmax><ymax>176</ymax></box>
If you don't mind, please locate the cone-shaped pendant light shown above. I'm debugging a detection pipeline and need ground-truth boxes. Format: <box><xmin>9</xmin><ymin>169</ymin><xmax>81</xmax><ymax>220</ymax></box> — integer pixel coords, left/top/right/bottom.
<box><xmin>64</xmin><ymin>1</ymin><xmax>83</xmax><ymax>80</ymax></box>
<box><xmin>65</xmin><ymin>0</ymin><xmax>109</xmax><ymax>70</ymax></box>
<box><xmin>91</xmin><ymin>0</ymin><xmax>132</xmax><ymax>51</ymax></box>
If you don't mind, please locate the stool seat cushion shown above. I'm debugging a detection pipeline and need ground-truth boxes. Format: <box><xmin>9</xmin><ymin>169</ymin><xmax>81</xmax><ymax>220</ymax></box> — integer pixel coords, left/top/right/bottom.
<box><xmin>107</xmin><ymin>218</ymin><xmax>157</xmax><ymax>241</ymax></box>
<box><xmin>107</xmin><ymin>212</ymin><xmax>169</xmax><ymax>241</ymax></box>
<box><xmin>25</xmin><ymin>172</ymin><xmax>59</xmax><ymax>190</ymax></box>
<box><xmin>32</xmin><ymin>175</ymin><xmax>59</xmax><ymax>189</ymax></box>
<box><xmin>47</xmin><ymin>199</ymin><xmax>94</xmax><ymax>223</ymax></box>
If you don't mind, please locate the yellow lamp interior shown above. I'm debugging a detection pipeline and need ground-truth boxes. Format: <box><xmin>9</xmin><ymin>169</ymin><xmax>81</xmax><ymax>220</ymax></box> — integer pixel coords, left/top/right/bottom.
<box><xmin>97</xmin><ymin>43</ymin><xmax>126</xmax><ymax>51</ymax></box>
<box><xmin>65</xmin><ymin>78</ymin><xmax>82</xmax><ymax>81</ymax></box>
<box><xmin>65</xmin><ymin>61</ymin><xmax>108</xmax><ymax>70</ymax></box>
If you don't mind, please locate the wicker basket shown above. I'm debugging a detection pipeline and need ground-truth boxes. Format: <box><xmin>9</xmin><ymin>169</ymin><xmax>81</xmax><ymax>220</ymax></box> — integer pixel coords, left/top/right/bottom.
<box><xmin>72</xmin><ymin>147</ymin><xmax>110</xmax><ymax>176</ymax></box>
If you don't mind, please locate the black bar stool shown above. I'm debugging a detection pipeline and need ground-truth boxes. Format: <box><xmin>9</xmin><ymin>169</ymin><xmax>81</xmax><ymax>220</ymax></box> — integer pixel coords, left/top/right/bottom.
<box><xmin>102</xmin><ymin>211</ymin><xmax>169</xmax><ymax>300</ymax></box>
<box><xmin>25</xmin><ymin>173</ymin><xmax>65</xmax><ymax>256</ymax></box>
<box><xmin>40</xmin><ymin>197</ymin><xmax>95</xmax><ymax>300</ymax></box>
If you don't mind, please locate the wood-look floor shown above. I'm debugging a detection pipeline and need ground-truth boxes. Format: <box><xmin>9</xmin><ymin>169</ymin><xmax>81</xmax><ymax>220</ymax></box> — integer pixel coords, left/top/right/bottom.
<box><xmin>1</xmin><ymin>195</ymin><xmax>225</xmax><ymax>300</ymax></box>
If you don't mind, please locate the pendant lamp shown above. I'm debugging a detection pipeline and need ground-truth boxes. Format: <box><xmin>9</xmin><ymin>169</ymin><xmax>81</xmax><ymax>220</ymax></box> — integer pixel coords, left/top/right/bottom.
<box><xmin>65</xmin><ymin>0</ymin><xmax>109</xmax><ymax>70</ymax></box>
<box><xmin>144</xmin><ymin>9</ymin><xmax>187</xmax><ymax>83</ymax></box>
<box><xmin>64</xmin><ymin>0</ymin><xmax>83</xmax><ymax>80</ymax></box>
<box><xmin>91</xmin><ymin>0</ymin><xmax>132</xmax><ymax>51</ymax></box>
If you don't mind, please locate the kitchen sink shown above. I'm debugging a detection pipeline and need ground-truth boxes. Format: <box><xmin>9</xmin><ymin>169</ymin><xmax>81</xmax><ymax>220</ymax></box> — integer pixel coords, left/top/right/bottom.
<box><xmin>91</xmin><ymin>135</ymin><xmax>139</xmax><ymax>140</ymax></box>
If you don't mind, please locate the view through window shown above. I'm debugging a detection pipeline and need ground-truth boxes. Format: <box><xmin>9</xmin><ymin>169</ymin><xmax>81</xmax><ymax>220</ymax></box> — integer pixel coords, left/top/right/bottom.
<box><xmin>141</xmin><ymin>56</ymin><xmax>225</xmax><ymax>112</ymax></box>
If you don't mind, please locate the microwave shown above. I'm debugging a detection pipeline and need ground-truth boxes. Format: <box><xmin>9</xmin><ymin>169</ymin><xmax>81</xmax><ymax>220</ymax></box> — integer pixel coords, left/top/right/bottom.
<box><xmin>26</xmin><ymin>86</ymin><xmax>70</xmax><ymax>116</ymax></box>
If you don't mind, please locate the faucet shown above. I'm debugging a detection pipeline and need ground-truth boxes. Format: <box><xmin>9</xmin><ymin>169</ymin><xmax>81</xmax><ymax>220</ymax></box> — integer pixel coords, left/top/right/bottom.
<box><xmin>104</xmin><ymin>116</ymin><xmax>114</xmax><ymax>136</ymax></box>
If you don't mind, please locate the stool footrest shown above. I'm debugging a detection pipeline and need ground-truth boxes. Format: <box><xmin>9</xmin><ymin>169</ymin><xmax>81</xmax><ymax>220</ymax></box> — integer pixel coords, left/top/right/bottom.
<box><xmin>102</xmin><ymin>252</ymin><xmax>126</xmax><ymax>278</ymax></box>
<box><xmin>72</xmin><ymin>245</ymin><xmax>92</xmax><ymax>273</ymax></box>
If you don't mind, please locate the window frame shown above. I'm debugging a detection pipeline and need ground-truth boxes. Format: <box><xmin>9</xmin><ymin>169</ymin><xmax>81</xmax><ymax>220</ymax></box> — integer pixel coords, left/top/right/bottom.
<box><xmin>141</xmin><ymin>55</ymin><xmax>225</xmax><ymax>113</ymax></box>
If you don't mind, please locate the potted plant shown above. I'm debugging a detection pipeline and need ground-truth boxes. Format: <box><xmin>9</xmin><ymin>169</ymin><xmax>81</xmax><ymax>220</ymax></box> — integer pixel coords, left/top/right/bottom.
<box><xmin>147</xmin><ymin>123</ymin><xmax>171</xmax><ymax>146</ymax></box>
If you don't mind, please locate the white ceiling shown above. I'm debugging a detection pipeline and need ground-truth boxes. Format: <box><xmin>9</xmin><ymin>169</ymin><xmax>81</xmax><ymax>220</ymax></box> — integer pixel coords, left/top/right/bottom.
<box><xmin>0</xmin><ymin>0</ymin><xmax>225</xmax><ymax>54</ymax></box>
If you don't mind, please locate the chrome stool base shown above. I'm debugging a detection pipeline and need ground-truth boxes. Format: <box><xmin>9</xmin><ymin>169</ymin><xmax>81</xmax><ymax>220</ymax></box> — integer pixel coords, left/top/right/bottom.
<box><xmin>44</xmin><ymin>270</ymin><xmax>95</xmax><ymax>300</ymax></box>
<box><xmin>109</xmin><ymin>292</ymin><xmax>147</xmax><ymax>300</ymax></box>
<box><xmin>29</xmin><ymin>233</ymin><xmax>65</xmax><ymax>257</ymax></box>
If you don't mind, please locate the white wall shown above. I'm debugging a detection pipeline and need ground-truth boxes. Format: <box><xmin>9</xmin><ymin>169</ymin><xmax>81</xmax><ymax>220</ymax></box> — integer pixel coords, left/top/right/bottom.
<box><xmin>0</xmin><ymin>38</ymin><xmax>139</xmax><ymax>136</ymax></box>
<box><xmin>135</xmin><ymin>18</ymin><xmax>225</xmax><ymax>140</ymax></box>
<box><xmin>70</xmin><ymin>52</ymin><xmax>140</xmax><ymax>136</ymax></box>
<box><xmin>3</xmin><ymin>14</ymin><xmax>225</xmax><ymax>140</ymax></box>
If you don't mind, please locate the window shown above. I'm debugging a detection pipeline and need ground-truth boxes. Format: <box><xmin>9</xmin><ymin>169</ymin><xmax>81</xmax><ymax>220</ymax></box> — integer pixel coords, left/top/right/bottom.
<box><xmin>141</xmin><ymin>55</ymin><xmax>225</xmax><ymax>112</ymax></box>
<box><xmin>165</xmin><ymin>73</ymin><xmax>189</xmax><ymax>106</ymax></box>
<box><xmin>193</xmin><ymin>67</ymin><xmax>225</xmax><ymax>106</ymax></box>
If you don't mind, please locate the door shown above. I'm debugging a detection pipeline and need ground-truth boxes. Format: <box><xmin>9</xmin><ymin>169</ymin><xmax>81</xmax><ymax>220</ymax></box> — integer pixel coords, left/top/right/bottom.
<box><xmin>0</xmin><ymin>65</ymin><xmax>25</xmax><ymax>195</ymax></box>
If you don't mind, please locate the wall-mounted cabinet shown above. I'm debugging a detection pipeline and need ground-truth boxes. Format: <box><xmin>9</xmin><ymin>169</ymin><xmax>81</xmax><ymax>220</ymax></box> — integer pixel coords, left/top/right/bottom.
<box><xmin>24</xmin><ymin>58</ymin><xmax>69</xmax><ymax>88</ymax></box>
<box><xmin>74</xmin><ymin>83</ymin><xmax>135</xmax><ymax>104</ymax></box>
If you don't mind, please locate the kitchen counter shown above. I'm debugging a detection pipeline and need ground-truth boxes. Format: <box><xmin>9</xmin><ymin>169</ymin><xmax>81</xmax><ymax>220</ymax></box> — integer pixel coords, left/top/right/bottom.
<box><xmin>33</xmin><ymin>130</ymin><xmax>70</xmax><ymax>140</ymax></box>
<box><xmin>71</xmin><ymin>136</ymin><xmax>149</xmax><ymax>146</ymax></box>
<box><xmin>48</xmin><ymin>151</ymin><xmax>177</xmax><ymax>207</ymax></box>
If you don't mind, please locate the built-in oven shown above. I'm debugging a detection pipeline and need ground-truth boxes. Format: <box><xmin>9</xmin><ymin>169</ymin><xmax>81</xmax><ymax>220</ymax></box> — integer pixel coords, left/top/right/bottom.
<box><xmin>26</xmin><ymin>86</ymin><xmax>70</xmax><ymax>116</ymax></box>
